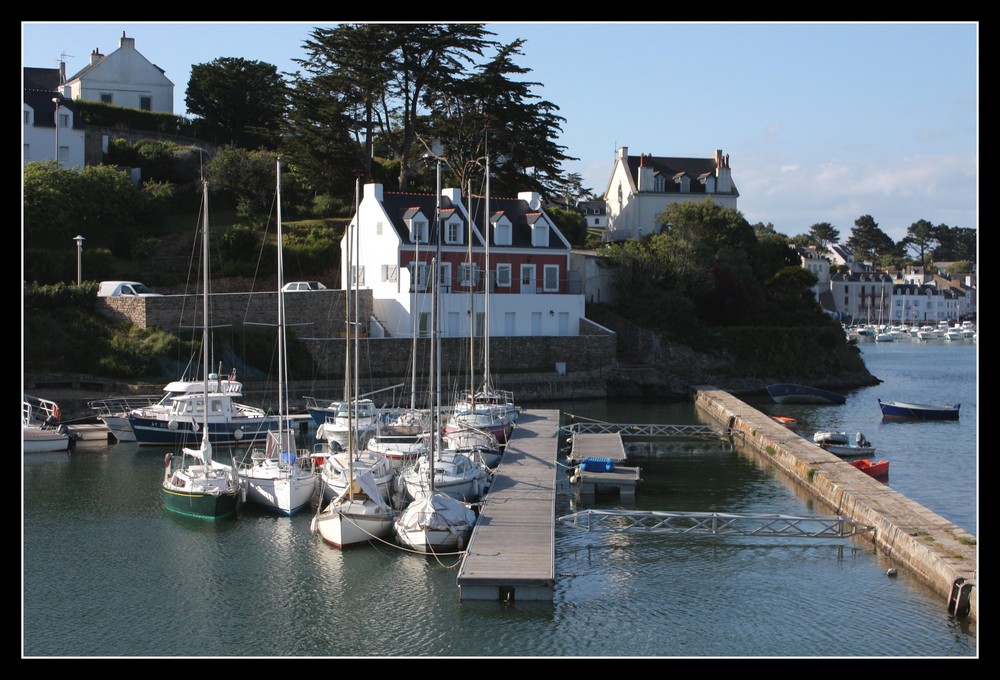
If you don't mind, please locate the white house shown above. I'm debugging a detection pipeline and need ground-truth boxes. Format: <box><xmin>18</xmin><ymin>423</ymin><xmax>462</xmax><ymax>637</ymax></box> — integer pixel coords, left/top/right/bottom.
<box><xmin>603</xmin><ymin>146</ymin><xmax>739</xmax><ymax>242</ymax></box>
<box><xmin>829</xmin><ymin>272</ymin><xmax>894</xmax><ymax>325</ymax></box>
<box><xmin>23</xmin><ymin>68</ymin><xmax>85</xmax><ymax>169</ymax></box>
<box><xmin>62</xmin><ymin>32</ymin><xmax>174</xmax><ymax>114</ymax></box>
<box><xmin>344</xmin><ymin>183</ymin><xmax>584</xmax><ymax>339</ymax></box>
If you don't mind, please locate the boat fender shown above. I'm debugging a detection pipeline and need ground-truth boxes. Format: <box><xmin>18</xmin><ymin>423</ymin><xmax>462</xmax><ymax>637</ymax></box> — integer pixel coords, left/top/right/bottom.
<box><xmin>168</xmin><ymin>419</ymin><xmax>178</xmax><ymax>431</ymax></box>
<box><xmin>164</xmin><ymin>452</ymin><xmax>172</xmax><ymax>468</ymax></box>
<box><xmin>53</xmin><ymin>405</ymin><xmax>61</xmax><ymax>421</ymax></box>
<box><xmin>234</xmin><ymin>429</ymin><xmax>243</xmax><ymax>441</ymax></box>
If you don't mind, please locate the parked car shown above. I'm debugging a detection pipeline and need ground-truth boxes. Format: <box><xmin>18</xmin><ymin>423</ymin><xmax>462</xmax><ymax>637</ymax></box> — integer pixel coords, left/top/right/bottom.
<box><xmin>282</xmin><ymin>281</ymin><xmax>328</xmax><ymax>292</ymax></box>
<box><xmin>97</xmin><ymin>281</ymin><xmax>163</xmax><ymax>297</ymax></box>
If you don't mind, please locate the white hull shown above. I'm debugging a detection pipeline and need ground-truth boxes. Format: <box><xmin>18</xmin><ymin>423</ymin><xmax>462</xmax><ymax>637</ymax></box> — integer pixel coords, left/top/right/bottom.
<box><xmin>315</xmin><ymin>498</ymin><xmax>394</xmax><ymax>548</ymax></box>
<box><xmin>320</xmin><ymin>450</ymin><xmax>395</xmax><ymax>503</ymax></box>
<box><xmin>99</xmin><ymin>414</ymin><xmax>136</xmax><ymax>442</ymax></box>
<box><xmin>394</xmin><ymin>494</ymin><xmax>476</xmax><ymax>554</ymax></box>
<box><xmin>23</xmin><ymin>425</ymin><xmax>71</xmax><ymax>452</ymax></box>
<box><xmin>242</xmin><ymin>467</ymin><xmax>318</xmax><ymax>516</ymax></box>
<box><xmin>65</xmin><ymin>422</ymin><xmax>111</xmax><ymax>441</ymax></box>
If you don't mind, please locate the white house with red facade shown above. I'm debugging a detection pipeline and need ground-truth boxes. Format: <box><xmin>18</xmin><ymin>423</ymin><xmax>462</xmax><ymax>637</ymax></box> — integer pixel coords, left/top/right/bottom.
<box><xmin>343</xmin><ymin>183</ymin><xmax>584</xmax><ymax>339</ymax></box>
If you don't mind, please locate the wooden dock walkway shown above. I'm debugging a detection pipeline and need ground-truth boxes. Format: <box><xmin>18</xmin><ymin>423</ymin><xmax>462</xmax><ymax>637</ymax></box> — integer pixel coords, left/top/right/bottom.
<box><xmin>456</xmin><ymin>409</ymin><xmax>560</xmax><ymax>603</ymax></box>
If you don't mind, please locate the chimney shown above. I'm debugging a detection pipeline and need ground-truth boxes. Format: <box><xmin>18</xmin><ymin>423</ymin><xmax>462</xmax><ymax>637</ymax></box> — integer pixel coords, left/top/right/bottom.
<box><xmin>637</xmin><ymin>154</ymin><xmax>654</xmax><ymax>192</ymax></box>
<box><xmin>90</xmin><ymin>48</ymin><xmax>103</xmax><ymax>65</ymax></box>
<box><xmin>119</xmin><ymin>32</ymin><xmax>135</xmax><ymax>50</ymax></box>
<box><xmin>618</xmin><ymin>146</ymin><xmax>628</xmax><ymax>160</ymax></box>
<box><xmin>715</xmin><ymin>149</ymin><xmax>733</xmax><ymax>193</ymax></box>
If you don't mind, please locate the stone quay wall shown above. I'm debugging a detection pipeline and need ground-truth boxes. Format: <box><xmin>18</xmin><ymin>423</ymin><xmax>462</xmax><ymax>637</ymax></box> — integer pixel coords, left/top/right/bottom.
<box><xmin>691</xmin><ymin>385</ymin><xmax>978</xmax><ymax>623</ymax></box>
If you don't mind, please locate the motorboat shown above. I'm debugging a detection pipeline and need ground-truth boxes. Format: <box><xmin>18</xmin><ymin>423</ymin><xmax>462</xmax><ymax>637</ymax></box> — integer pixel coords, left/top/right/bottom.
<box><xmin>814</xmin><ymin>431</ymin><xmax>876</xmax><ymax>458</ymax></box>
<box><xmin>766</xmin><ymin>383</ymin><xmax>847</xmax><ymax>405</ymax></box>
<box><xmin>879</xmin><ymin>399</ymin><xmax>960</xmax><ymax>421</ymax></box>
<box><xmin>23</xmin><ymin>395</ymin><xmax>71</xmax><ymax>453</ymax></box>
<box><xmin>849</xmin><ymin>458</ymin><xmax>889</xmax><ymax>482</ymax></box>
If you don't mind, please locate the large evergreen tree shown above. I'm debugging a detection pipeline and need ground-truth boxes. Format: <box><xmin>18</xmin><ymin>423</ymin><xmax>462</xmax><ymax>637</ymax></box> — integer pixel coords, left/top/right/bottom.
<box><xmin>185</xmin><ymin>57</ymin><xmax>289</xmax><ymax>150</ymax></box>
<box><xmin>845</xmin><ymin>214</ymin><xmax>896</xmax><ymax>263</ymax></box>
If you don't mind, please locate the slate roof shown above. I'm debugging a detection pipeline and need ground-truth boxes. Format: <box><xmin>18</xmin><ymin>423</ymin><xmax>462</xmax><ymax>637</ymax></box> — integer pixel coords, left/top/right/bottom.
<box><xmin>380</xmin><ymin>191</ymin><xmax>566</xmax><ymax>251</ymax></box>
<box><xmin>22</xmin><ymin>67</ymin><xmax>85</xmax><ymax>130</ymax></box>
<box><xmin>625</xmin><ymin>154</ymin><xmax>738</xmax><ymax>195</ymax></box>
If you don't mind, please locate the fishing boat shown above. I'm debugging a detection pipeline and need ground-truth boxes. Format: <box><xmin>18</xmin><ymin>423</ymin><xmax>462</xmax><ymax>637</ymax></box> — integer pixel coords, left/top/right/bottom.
<box><xmin>766</xmin><ymin>383</ymin><xmax>847</xmax><ymax>405</ymax></box>
<box><xmin>160</xmin><ymin>181</ymin><xmax>242</xmax><ymax>520</ymax></box>
<box><xmin>878</xmin><ymin>399</ymin><xmax>960</xmax><ymax>421</ymax></box>
<box><xmin>236</xmin><ymin>159</ymin><xmax>320</xmax><ymax>517</ymax></box>
<box><xmin>850</xmin><ymin>458</ymin><xmax>889</xmax><ymax>482</ymax></box>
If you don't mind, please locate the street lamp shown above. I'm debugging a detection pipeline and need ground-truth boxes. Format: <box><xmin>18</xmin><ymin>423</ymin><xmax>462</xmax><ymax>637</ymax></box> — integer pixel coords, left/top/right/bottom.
<box><xmin>52</xmin><ymin>97</ymin><xmax>62</xmax><ymax>167</ymax></box>
<box><xmin>73</xmin><ymin>235</ymin><xmax>85</xmax><ymax>285</ymax></box>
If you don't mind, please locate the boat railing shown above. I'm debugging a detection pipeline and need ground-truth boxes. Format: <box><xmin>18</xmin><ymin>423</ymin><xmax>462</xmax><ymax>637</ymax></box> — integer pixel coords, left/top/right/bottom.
<box><xmin>88</xmin><ymin>395</ymin><xmax>162</xmax><ymax>415</ymax></box>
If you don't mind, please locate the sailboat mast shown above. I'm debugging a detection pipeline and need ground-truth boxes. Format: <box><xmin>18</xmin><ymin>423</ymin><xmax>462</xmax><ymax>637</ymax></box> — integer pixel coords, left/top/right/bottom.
<box><xmin>483</xmin><ymin>153</ymin><xmax>491</xmax><ymax>390</ymax></box>
<box><xmin>276</xmin><ymin>159</ymin><xmax>286</xmax><ymax>445</ymax></box>
<box><xmin>199</xmin><ymin>181</ymin><xmax>211</xmax><ymax>468</ymax></box>
<box><xmin>354</xmin><ymin>176</ymin><xmax>361</xmax><ymax>410</ymax></box>
<box><xmin>345</xmin><ymin>181</ymin><xmax>355</xmax><ymax>499</ymax></box>
<box><xmin>434</xmin><ymin>161</ymin><xmax>443</xmax><ymax>457</ymax></box>
<box><xmin>467</xmin><ymin>179</ymin><xmax>475</xmax><ymax>404</ymax></box>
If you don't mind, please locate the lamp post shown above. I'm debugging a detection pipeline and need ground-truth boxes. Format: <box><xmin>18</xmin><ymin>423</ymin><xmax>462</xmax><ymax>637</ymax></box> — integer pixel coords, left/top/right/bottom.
<box><xmin>73</xmin><ymin>235</ymin><xmax>85</xmax><ymax>285</ymax></box>
<box><xmin>52</xmin><ymin>97</ymin><xmax>62</xmax><ymax>167</ymax></box>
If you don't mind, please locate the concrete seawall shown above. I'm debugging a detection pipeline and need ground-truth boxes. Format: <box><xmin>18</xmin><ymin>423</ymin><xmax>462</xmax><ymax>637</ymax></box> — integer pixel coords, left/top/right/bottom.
<box><xmin>691</xmin><ymin>385</ymin><xmax>978</xmax><ymax>624</ymax></box>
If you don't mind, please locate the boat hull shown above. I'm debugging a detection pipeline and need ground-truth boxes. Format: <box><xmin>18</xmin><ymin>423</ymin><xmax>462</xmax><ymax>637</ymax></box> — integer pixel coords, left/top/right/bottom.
<box><xmin>316</xmin><ymin>501</ymin><xmax>394</xmax><ymax>548</ymax></box>
<box><xmin>878</xmin><ymin>400</ymin><xmax>960</xmax><ymax>421</ymax></box>
<box><xmin>161</xmin><ymin>486</ymin><xmax>240</xmax><ymax>519</ymax></box>
<box><xmin>129</xmin><ymin>414</ymin><xmax>284</xmax><ymax>446</ymax></box>
<box><xmin>849</xmin><ymin>458</ymin><xmax>889</xmax><ymax>482</ymax></box>
<box><xmin>23</xmin><ymin>426</ymin><xmax>71</xmax><ymax>453</ymax></box>
<box><xmin>766</xmin><ymin>384</ymin><xmax>847</xmax><ymax>405</ymax></box>
<box><xmin>242</xmin><ymin>470</ymin><xmax>318</xmax><ymax>516</ymax></box>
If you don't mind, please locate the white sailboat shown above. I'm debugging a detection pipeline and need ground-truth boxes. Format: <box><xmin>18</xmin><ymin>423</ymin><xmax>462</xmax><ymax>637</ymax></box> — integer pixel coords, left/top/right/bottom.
<box><xmin>161</xmin><ymin>181</ymin><xmax>242</xmax><ymax>520</ymax></box>
<box><xmin>394</xmin><ymin>165</ymin><xmax>478</xmax><ymax>554</ymax></box>
<box><xmin>444</xmin><ymin>155</ymin><xmax>516</xmax><ymax>444</ymax></box>
<box><xmin>311</xmin><ymin>177</ymin><xmax>395</xmax><ymax>548</ymax></box>
<box><xmin>237</xmin><ymin>159</ymin><xmax>319</xmax><ymax>516</ymax></box>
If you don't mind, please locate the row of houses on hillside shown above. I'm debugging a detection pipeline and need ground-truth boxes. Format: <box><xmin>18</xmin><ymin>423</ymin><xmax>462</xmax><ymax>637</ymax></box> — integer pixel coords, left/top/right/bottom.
<box><xmin>799</xmin><ymin>245</ymin><xmax>976</xmax><ymax>324</ymax></box>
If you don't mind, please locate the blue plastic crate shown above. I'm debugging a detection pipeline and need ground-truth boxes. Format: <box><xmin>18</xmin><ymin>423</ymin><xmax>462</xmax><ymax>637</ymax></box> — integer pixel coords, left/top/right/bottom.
<box><xmin>579</xmin><ymin>457</ymin><xmax>615</xmax><ymax>472</ymax></box>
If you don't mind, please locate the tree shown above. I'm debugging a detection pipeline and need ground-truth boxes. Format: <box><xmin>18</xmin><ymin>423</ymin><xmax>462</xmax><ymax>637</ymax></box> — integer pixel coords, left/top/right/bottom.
<box><xmin>186</xmin><ymin>57</ymin><xmax>288</xmax><ymax>150</ymax></box>
<box><xmin>845</xmin><ymin>214</ymin><xmax>896</xmax><ymax>263</ymax></box>
<box><xmin>900</xmin><ymin>219</ymin><xmax>937</xmax><ymax>267</ymax></box>
<box><xmin>932</xmin><ymin>224</ymin><xmax>977</xmax><ymax>264</ymax></box>
<box><xmin>808</xmin><ymin>222</ymin><xmax>840</xmax><ymax>250</ymax></box>
<box><xmin>205</xmin><ymin>148</ymin><xmax>280</xmax><ymax>222</ymax></box>
<box><xmin>294</xmin><ymin>23</ymin><xmax>494</xmax><ymax>192</ymax></box>
<box><xmin>421</xmin><ymin>38</ymin><xmax>573</xmax><ymax>198</ymax></box>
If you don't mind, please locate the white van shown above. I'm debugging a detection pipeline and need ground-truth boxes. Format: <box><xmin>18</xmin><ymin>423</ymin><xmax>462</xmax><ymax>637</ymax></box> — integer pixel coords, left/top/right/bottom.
<box><xmin>97</xmin><ymin>281</ymin><xmax>163</xmax><ymax>297</ymax></box>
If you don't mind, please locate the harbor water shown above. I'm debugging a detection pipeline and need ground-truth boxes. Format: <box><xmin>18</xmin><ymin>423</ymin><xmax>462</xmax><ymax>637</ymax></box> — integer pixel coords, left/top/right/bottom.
<box><xmin>22</xmin><ymin>336</ymin><xmax>977</xmax><ymax>657</ymax></box>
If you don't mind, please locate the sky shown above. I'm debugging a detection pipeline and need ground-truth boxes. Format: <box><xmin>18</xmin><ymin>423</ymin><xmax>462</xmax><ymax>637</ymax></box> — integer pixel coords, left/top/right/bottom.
<box><xmin>22</xmin><ymin>21</ymin><xmax>978</xmax><ymax>243</ymax></box>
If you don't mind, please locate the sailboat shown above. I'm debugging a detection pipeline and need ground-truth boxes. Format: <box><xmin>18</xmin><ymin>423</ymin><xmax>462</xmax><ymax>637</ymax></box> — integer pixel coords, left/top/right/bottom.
<box><xmin>237</xmin><ymin>159</ymin><xmax>320</xmax><ymax>517</ymax></box>
<box><xmin>444</xmin><ymin>155</ymin><xmax>517</xmax><ymax>445</ymax></box>
<box><xmin>161</xmin><ymin>181</ymin><xmax>242</xmax><ymax>519</ymax></box>
<box><xmin>311</xmin><ymin>177</ymin><xmax>395</xmax><ymax>548</ymax></box>
<box><xmin>394</xmin><ymin>167</ymin><xmax>478</xmax><ymax>554</ymax></box>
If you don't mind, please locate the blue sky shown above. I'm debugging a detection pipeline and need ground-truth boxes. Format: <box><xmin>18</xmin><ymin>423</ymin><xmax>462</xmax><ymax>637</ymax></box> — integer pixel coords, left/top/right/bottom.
<box><xmin>22</xmin><ymin>21</ymin><xmax>978</xmax><ymax>243</ymax></box>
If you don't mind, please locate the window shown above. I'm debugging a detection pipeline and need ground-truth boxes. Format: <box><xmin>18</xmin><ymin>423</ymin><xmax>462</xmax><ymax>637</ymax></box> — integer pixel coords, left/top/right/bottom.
<box><xmin>381</xmin><ymin>264</ymin><xmax>398</xmax><ymax>283</ymax></box>
<box><xmin>351</xmin><ymin>265</ymin><xmax>365</xmax><ymax>287</ymax></box>
<box><xmin>543</xmin><ymin>265</ymin><xmax>559</xmax><ymax>292</ymax></box>
<box><xmin>496</xmin><ymin>264</ymin><xmax>512</xmax><ymax>288</ymax></box>
<box><xmin>439</xmin><ymin>262</ymin><xmax>451</xmax><ymax>293</ymax></box>
<box><xmin>58</xmin><ymin>112</ymin><xmax>69</xmax><ymax>128</ymax></box>
<box><xmin>408</xmin><ymin>262</ymin><xmax>428</xmax><ymax>291</ymax></box>
<box><xmin>494</xmin><ymin>222</ymin><xmax>512</xmax><ymax>246</ymax></box>
<box><xmin>446</xmin><ymin>221</ymin><xmax>461</xmax><ymax>245</ymax></box>
<box><xmin>459</xmin><ymin>262</ymin><xmax>478</xmax><ymax>287</ymax></box>
<box><xmin>24</xmin><ymin>111</ymin><xmax>31</xmax><ymax>125</ymax></box>
<box><xmin>100</xmin><ymin>93</ymin><xmax>113</xmax><ymax>104</ymax></box>
<box><xmin>531</xmin><ymin>223</ymin><xmax>549</xmax><ymax>247</ymax></box>
<box><xmin>58</xmin><ymin>146</ymin><xmax>69</xmax><ymax>163</ymax></box>
<box><xmin>140</xmin><ymin>96</ymin><xmax>151</xmax><ymax>111</ymax></box>
<box><xmin>411</xmin><ymin>220</ymin><xmax>428</xmax><ymax>243</ymax></box>
<box><xmin>654</xmin><ymin>175</ymin><xmax>666</xmax><ymax>192</ymax></box>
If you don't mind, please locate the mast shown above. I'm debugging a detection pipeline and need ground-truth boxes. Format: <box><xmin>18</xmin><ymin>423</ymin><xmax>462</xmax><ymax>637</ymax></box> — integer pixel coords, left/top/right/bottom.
<box><xmin>467</xmin><ymin>178</ymin><xmax>475</xmax><ymax>406</ymax></box>
<box><xmin>434</xmin><ymin>161</ymin><xmax>443</xmax><ymax>458</ymax></box>
<box><xmin>276</xmin><ymin>159</ymin><xmax>286</xmax><ymax>447</ymax></box>
<box><xmin>199</xmin><ymin>180</ymin><xmax>212</xmax><ymax>470</ymax></box>
<box><xmin>345</xmin><ymin>180</ymin><xmax>355</xmax><ymax>500</ymax></box>
<box><xmin>483</xmin><ymin>153</ymin><xmax>491</xmax><ymax>393</ymax></box>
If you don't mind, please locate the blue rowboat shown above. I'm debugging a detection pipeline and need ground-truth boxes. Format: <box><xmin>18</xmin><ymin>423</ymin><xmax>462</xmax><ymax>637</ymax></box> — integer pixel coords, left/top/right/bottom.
<box><xmin>878</xmin><ymin>399</ymin><xmax>960</xmax><ymax>421</ymax></box>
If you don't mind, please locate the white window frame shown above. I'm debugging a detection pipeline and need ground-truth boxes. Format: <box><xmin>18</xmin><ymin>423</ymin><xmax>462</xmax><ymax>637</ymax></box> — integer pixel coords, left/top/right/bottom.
<box><xmin>408</xmin><ymin>262</ymin><xmax>429</xmax><ymax>291</ymax></box>
<box><xmin>543</xmin><ymin>264</ymin><xmax>559</xmax><ymax>292</ymax></box>
<box><xmin>520</xmin><ymin>264</ymin><xmax>536</xmax><ymax>294</ymax></box>
<box><xmin>381</xmin><ymin>264</ymin><xmax>398</xmax><ymax>282</ymax></box>
<box><xmin>494</xmin><ymin>222</ymin><xmax>512</xmax><ymax>246</ymax></box>
<box><xmin>445</xmin><ymin>220</ymin><xmax>462</xmax><ymax>245</ymax></box>
<box><xmin>496</xmin><ymin>264</ymin><xmax>512</xmax><ymax>288</ymax></box>
<box><xmin>439</xmin><ymin>262</ymin><xmax>452</xmax><ymax>293</ymax></box>
<box><xmin>531</xmin><ymin>223</ymin><xmax>549</xmax><ymax>247</ymax></box>
<box><xmin>459</xmin><ymin>262</ymin><xmax>478</xmax><ymax>287</ymax></box>
<box><xmin>411</xmin><ymin>219</ymin><xmax>428</xmax><ymax>244</ymax></box>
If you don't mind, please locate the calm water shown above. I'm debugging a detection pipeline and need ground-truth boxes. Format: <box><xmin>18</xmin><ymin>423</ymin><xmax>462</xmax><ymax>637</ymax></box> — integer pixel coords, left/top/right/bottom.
<box><xmin>22</xmin><ymin>336</ymin><xmax>977</xmax><ymax>658</ymax></box>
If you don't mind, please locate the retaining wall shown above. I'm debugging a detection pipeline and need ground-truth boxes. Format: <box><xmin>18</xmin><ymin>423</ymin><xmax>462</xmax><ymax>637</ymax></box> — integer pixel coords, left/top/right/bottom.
<box><xmin>691</xmin><ymin>385</ymin><xmax>978</xmax><ymax>624</ymax></box>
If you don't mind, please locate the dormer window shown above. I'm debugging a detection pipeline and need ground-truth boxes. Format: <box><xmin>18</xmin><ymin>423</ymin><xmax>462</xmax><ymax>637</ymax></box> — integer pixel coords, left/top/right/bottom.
<box><xmin>654</xmin><ymin>174</ymin><xmax>666</xmax><ymax>192</ymax></box>
<box><xmin>494</xmin><ymin>220</ymin><xmax>512</xmax><ymax>246</ymax></box>
<box><xmin>445</xmin><ymin>219</ymin><xmax>462</xmax><ymax>245</ymax></box>
<box><xmin>411</xmin><ymin>219</ymin><xmax>428</xmax><ymax>243</ymax></box>
<box><xmin>528</xmin><ymin>215</ymin><xmax>549</xmax><ymax>247</ymax></box>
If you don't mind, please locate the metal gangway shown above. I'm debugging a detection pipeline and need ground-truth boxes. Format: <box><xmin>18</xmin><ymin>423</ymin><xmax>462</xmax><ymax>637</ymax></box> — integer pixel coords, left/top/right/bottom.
<box><xmin>557</xmin><ymin>510</ymin><xmax>874</xmax><ymax>538</ymax></box>
<box><xmin>561</xmin><ymin>421</ymin><xmax>735</xmax><ymax>441</ymax></box>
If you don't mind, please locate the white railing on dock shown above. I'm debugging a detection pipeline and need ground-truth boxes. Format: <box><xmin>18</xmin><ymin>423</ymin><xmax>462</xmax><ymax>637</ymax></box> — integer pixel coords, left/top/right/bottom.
<box><xmin>557</xmin><ymin>510</ymin><xmax>874</xmax><ymax>538</ymax></box>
